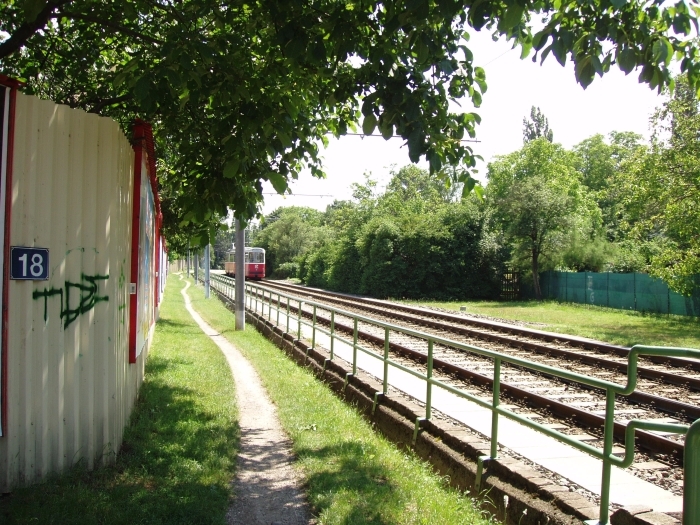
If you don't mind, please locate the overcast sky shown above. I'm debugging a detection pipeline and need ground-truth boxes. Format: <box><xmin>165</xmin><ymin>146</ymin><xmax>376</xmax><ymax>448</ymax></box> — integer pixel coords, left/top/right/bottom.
<box><xmin>260</xmin><ymin>30</ymin><xmax>665</xmax><ymax>215</ymax></box>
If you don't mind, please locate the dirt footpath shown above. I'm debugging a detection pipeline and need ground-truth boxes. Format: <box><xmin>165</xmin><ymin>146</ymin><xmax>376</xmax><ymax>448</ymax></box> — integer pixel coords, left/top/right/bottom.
<box><xmin>181</xmin><ymin>281</ymin><xmax>313</xmax><ymax>525</ymax></box>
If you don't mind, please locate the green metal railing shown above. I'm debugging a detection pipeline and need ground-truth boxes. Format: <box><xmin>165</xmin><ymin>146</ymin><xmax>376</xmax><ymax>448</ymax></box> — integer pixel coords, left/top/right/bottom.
<box><xmin>203</xmin><ymin>273</ymin><xmax>700</xmax><ymax>525</ymax></box>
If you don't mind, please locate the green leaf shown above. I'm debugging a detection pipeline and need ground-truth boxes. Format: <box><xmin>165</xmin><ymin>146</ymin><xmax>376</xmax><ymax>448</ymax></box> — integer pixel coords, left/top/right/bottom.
<box><xmin>532</xmin><ymin>29</ymin><xmax>550</xmax><ymax>51</ymax></box>
<box><xmin>652</xmin><ymin>38</ymin><xmax>673</xmax><ymax>66</ymax></box>
<box><xmin>471</xmin><ymin>90</ymin><xmax>482</xmax><ymax>107</ymax></box>
<box><xmin>20</xmin><ymin>0</ymin><xmax>45</xmax><ymax>22</ymax></box>
<box><xmin>363</xmin><ymin>114</ymin><xmax>377</xmax><ymax>135</ymax></box>
<box><xmin>618</xmin><ymin>48</ymin><xmax>636</xmax><ymax>74</ymax></box>
<box><xmin>502</xmin><ymin>4</ymin><xmax>525</xmax><ymax>30</ymax></box>
<box><xmin>134</xmin><ymin>76</ymin><xmax>151</xmax><ymax>103</ymax></box>
<box><xmin>575</xmin><ymin>56</ymin><xmax>595</xmax><ymax>88</ymax></box>
<box><xmin>552</xmin><ymin>38</ymin><xmax>567</xmax><ymax>66</ymax></box>
<box><xmin>610</xmin><ymin>0</ymin><xmax>627</xmax><ymax>8</ymax></box>
<box><xmin>379</xmin><ymin>118</ymin><xmax>393</xmax><ymax>140</ymax></box>
<box><xmin>278</xmin><ymin>130</ymin><xmax>293</xmax><ymax>148</ymax></box>
<box><xmin>268</xmin><ymin>171</ymin><xmax>288</xmax><ymax>194</ymax></box>
<box><xmin>283</xmin><ymin>98</ymin><xmax>299</xmax><ymax>119</ymax></box>
<box><xmin>223</xmin><ymin>159</ymin><xmax>240</xmax><ymax>179</ymax></box>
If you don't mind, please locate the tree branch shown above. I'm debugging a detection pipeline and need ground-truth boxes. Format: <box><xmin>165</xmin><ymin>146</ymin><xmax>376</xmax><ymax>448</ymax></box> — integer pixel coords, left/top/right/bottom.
<box><xmin>58</xmin><ymin>11</ymin><xmax>165</xmax><ymax>45</ymax></box>
<box><xmin>0</xmin><ymin>0</ymin><xmax>74</xmax><ymax>61</ymax></box>
<box><xmin>88</xmin><ymin>94</ymin><xmax>132</xmax><ymax>114</ymax></box>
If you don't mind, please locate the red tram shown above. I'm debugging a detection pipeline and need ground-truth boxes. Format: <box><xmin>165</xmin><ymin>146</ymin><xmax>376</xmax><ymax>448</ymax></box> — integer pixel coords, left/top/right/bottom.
<box><xmin>224</xmin><ymin>246</ymin><xmax>265</xmax><ymax>280</ymax></box>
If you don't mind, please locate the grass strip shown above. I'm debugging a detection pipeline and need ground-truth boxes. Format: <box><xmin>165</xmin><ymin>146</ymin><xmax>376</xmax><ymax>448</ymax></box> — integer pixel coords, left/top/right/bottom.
<box><xmin>0</xmin><ymin>277</ymin><xmax>239</xmax><ymax>525</ymax></box>
<box><xmin>401</xmin><ymin>299</ymin><xmax>700</xmax><ymax>349</ymax></box>
<box><xmin>185</xmin><ymin>278</ymin><xmax>497</xmax><ymax>525</ymax></box>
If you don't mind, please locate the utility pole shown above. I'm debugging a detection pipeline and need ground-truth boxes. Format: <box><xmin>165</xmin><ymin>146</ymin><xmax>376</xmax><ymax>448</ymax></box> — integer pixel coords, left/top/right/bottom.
<box><xmin>235</xmin><ymin>218</ymin><xmax>245</xmax><ymax>330</ymax></box>
<box><xmin>204</xmin><ymin>243</ymin><xmax>210</xmax><ymax>298</ymax></box>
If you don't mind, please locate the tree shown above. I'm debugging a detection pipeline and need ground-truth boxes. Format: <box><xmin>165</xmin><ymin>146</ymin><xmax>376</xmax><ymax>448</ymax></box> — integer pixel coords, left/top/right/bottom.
<box><xmin>573</xmin><ymin>131</ymin><xmax>644</xmax><ymax>241</ymax></box>
<box><xmin>622</xmin><ymin>75</ymin><xmax>700</xmax><ymax>295</ymax></box>
<box><xmin>2</xmin><ymin>0</ymin><xmax>699</xmax><ymax>234</ymax></box>
<box><xmin>523</xmin><ymin>106</ymin><xmax>553</xmax><ymax>143</ymax></box>
<box><xmin>254</xmin><ymin>206</ymin><xmax>327</xmax><ymax>277</ymax></box>
<box><xmin>213</xmin><ymin>226</ymin><xmax>234</xmax><ymax>269</ymax></box>
<box><xmin>487</xmin><ymin>138</ymin><xmax>600</xmax><ymax>299</ymax></box>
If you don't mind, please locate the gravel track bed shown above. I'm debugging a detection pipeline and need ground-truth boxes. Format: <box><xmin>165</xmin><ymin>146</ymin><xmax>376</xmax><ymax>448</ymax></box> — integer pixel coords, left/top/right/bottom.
<box><xmin>271</xmin><ymin>288</ymin><xmax>692</xmax><ymax>420</ymax></box>
<box><xmin>243</xmin><ymin>281</ymin><xmax>693</xmax><ymax>495</ymax></box>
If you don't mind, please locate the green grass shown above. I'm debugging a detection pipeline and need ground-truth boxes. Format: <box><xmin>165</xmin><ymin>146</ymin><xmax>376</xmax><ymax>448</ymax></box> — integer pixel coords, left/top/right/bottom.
<box><xmin>401</xmin><ymin>299</ymin><xmax>700</xmax><ymax>349</ymax></box>
<box><xmin>0</xmin><ymin>277</ymin><xmax>239</xmax><ymax>525</ymax></box>
<box><xmin>185</xmin><ymin>278</ymin><xmax>496</xmax><ymax>525</ymax></box>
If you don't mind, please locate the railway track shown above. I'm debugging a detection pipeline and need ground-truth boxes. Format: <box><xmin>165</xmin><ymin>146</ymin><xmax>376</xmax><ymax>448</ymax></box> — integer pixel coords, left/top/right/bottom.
<box><xmin>218</xmin><ymin>278</ymin><xmax>700</xmax><ymax>495</ymax></box>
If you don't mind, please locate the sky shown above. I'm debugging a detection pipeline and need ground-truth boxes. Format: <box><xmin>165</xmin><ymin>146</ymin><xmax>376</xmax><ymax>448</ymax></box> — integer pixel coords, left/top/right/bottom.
<box><xmin>259</xmin><ymin>30</ymin><xmax>666</xmax><ymax>216</ymax></box>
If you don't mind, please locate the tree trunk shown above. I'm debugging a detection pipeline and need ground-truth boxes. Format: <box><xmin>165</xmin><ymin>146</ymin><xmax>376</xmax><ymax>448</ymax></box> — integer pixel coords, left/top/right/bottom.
<box><xmin>532</xmin><ymin>248</ymin><xmax>542</xmax><ymax>300</ymax></box>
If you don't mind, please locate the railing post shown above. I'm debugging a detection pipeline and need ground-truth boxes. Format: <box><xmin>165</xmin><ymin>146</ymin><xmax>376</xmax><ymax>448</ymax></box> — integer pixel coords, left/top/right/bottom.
<box><xmin>383</xmin><ymin>327</ymin><xmax>390</xmax><ymax>394</ymax></box>
<box><xmin>684</xmin><ymin>419</ymin><xmax>700</xmax><ymax>525</ymax></box>
<box><xmin>297</xmin><ymin>301</ymin><xmax>303</xmax><ymax>341</ymax></box>
<box><xmin>426</xmin><ymin>339</ymin><xmax>434</xmax><ymax>420</ymax></box>
<box><xmin>276</xmin><ymin>295</ymin><xmax>280</xmax><ymax>326</ymax></box>
<box><xmin>330</xmin><ymin>311</ymin><xmax>335</xmax><ymax>360</ymax></box>
<box><xmin>312</xmin><ymin>305</ymin><xmax>317</xmax><ymax>349</ymax></box>
<box><xmin>352</xmin><ymin>318</ymin><xmax>358</xmax><ymax>375</ymax></box>
<box><xmin>491</xmin><ymin>357</ymin><xmax>501</xmax><ymax>459</ymax></box>
<box><xmin>286</xmin><ymin>298</ymin><xmax>290</xmax><ymax>334</ymax></box>
<box><xmin>597</xmin><ymin>388</ymin><xmax>616</xmax><ymax>525</ymax></box>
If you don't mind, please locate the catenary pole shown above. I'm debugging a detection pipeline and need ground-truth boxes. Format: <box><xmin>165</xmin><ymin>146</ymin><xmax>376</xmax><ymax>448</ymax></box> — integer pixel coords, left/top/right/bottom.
<box><xmin>235</xmin><ymin>218</ymin><xmax>245</xmax><ymax>330</ymax></box>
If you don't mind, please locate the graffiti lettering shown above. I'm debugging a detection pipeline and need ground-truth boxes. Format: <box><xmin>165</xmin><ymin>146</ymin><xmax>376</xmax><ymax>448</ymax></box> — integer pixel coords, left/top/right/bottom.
<box><xmin>33</xmin><ymin>273</ymin><xmax>109</xmax><ymax>328</ymax></box>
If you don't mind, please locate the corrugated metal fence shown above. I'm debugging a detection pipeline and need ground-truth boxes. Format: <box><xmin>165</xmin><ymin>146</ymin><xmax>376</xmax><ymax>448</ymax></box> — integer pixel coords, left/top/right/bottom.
<box><xmin>0</xmin><ymin>87</ymin><xmax>162</xmax><ymax>490</ymax></box>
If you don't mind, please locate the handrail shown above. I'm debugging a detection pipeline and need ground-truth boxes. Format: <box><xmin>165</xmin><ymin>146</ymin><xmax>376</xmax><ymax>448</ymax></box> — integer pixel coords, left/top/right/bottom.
<box><xmin>203</xmin><ymin>272</ymin><xmax>699</xmax><ymax>525</ymax></box>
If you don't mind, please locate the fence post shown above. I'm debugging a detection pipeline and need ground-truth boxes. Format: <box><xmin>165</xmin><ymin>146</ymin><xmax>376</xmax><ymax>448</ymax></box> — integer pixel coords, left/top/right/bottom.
<box><xmin>352</xmin><ymin>318</ymin><xmax>358</xmax><ymax>375</ymax></box>
<box><xmin>330</xmin><ymin>312</ymin><xmax>335</xmax><ymax>360</ymax></box>
<box><xmin>491</xmin><ymin>358</ymin><xmax>501</xmax><ymax>459</ymax></box>
<box><xmin>426</xmin><ymin>339</ymin><xmax>434</xmax><ymax>420</ymax></box>
<box><xmin>383</xmin><ymin>327</ymin><xmax>389</xmax><ymax>394</ymax></box>
<box><xmin>684</xmin><ymin>419</ymin><xmax>700</xmax><ymax>525</ymax></box>
<box><xmin>598</xmin><ymin>389</ymin><xmax>616</xmax><ymax>525</ymax></box>
<box><xmin>312</xmin><ymin>305</ymin><xmax>316</xmax><ymax>349</ymax></box>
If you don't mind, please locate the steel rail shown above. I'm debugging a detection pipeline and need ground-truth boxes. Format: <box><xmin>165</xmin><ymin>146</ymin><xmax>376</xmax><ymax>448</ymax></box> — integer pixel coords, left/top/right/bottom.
<box><xmin>254</xmin><ymin>282</ymin><xmax>700</xmax><ymax>420</ymax></box>
<box><xmin>262</xmin><ymin>280</ymin><xmax>700</xmax><ymax>374</ymax></box>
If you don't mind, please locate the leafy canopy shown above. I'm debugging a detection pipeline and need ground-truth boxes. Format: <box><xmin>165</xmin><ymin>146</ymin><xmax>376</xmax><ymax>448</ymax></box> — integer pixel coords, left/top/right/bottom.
<box><xmin>621</xmin><ymin>75</ymin><xmax>700</xmax><ymax>295</ymax></box>
<box><xmin>2</xmin><ymin>0</ymin><xmax>700</xmax><ymax>235</ymax></box>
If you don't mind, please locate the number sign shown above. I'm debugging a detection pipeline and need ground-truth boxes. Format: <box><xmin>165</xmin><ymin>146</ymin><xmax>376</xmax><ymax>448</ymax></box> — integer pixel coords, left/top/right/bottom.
<box><xmin>10</xmin><ymin>247</ymin><xmax>49</xmax><ymax>280</ymax></box>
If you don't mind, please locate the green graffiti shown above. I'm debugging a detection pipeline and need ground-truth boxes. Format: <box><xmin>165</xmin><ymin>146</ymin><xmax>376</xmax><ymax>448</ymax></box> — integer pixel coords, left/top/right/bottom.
<box><xmin>33</xmin><ymin>273</ymin><xmax>109</xmax><ymax>328</ymax></box>
<box><xmin>118</xmin><ymin>260</ymin><xmax>127</xmax><ymax>324</ymax></box>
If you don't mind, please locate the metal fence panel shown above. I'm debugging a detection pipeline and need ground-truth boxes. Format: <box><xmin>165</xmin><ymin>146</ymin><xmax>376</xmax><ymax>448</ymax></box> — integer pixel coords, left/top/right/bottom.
<box><xmin>0</xmin><ymin>93</ymin><xmax>143</xmax><ymax>491</ymax></box>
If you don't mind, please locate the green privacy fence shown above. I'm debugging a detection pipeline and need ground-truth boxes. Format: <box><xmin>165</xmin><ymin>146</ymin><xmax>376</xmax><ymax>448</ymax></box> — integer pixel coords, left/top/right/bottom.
<box><xmin>533</xmin><ymin>271</ymin><xmax>700</xmax><ymax>317</ymax></box>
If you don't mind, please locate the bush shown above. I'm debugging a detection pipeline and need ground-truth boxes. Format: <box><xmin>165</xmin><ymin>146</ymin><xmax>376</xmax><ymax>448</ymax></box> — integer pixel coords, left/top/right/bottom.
<box><xmin>272</xmin><ymin>261</ymin><xmax>300</xmax><ymax>279</ymax></box>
